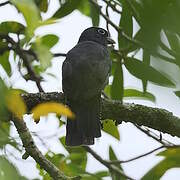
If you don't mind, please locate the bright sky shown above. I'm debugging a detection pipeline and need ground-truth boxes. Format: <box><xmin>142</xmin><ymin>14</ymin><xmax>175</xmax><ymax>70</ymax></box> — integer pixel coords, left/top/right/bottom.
<box><xmin>1</xmin><ymin>0</ymin><xmax>180</xmax><ymax>179</ymax></box>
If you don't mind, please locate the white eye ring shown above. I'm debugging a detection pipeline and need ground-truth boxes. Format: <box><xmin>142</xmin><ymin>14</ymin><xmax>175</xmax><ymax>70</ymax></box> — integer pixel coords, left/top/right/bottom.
<box><xmin>98</xmin><ymin>29</ymin><xmax>106</xmax><ymax>35</ymax></box>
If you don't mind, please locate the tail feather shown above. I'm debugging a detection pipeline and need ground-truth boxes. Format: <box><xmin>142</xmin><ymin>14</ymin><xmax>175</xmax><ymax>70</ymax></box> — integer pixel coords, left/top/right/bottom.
<box><xmin>65</xmin><ymin>95</ymin><xmax>101</xmax><ymax>146</ymax></box>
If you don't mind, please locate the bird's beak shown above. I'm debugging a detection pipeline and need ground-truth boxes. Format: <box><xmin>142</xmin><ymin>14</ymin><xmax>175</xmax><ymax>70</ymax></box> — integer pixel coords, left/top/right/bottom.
<box><xmin>106</xmin><ymin>37</ymin><xmax>115</xmax><ymax>44</ymax></box>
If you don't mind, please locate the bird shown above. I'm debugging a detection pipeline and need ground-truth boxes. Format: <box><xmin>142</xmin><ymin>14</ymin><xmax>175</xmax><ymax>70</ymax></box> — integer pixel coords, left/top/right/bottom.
<box><xmin>62</xmin><ymin>27</ymin><xmax>115</xmax><ymax>146</ymax></box>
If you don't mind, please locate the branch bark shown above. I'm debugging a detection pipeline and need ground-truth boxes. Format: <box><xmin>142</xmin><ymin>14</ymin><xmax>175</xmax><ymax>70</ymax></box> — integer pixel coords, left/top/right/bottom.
<box><xmin>12</xmin><ymin>117</ymin><xmax>78</xmax><ymax>180</ymax></box>
<box><xmin>83</xmin><ymin>146</ymin><xmax>135</xmax><ymax>180</ymax></box>
<box><xmin>0</xmin><ymin>1</ymin><xmax>10</xmax><ymax>7</ymax></box>
<box><xmin>22</xmin><ymin>92</ymin><xmax>180</xmax><ymax>138</ymax></box>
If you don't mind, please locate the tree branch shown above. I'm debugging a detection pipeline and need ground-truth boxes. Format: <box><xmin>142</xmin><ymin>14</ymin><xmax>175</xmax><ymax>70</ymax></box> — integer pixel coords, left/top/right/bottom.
<box><xmin>102</xmin><ymin>0</ymin><xmax>122</xmax><ymax>14</ymax></box>
<box><xmin>134</xmin><ymin>125</ymin><xmax>174</xmax><ymax>146</ymax></box>
<box><xmin>0</xmin><ymin>1</ymin><xmax>10</xmax><ymax>7</ymax></box>
<box><xmin>22</xmin><ymin>92</ymin><xmax>180</xmax><ymax>138</ymax></box>
<box><xmin>53</xmin><ymin>53</ymin><xmax>67</xmax><ymax>57</ymax></box>
<box><xmin>12</xmin><ymin>117</ymin><xmax>78</xmax><ymax>180</ymax></box>
<box><xmin>109</xmin><ymin>146</ymin><xmax>165</xmax><ymax>164</ymax></box>
<box><xmin>83</xmin><ymin>146</ymin><xmax>135</xmax><ymax>180</ymax></box>
<box><xmin>0</xmin><ymin>35</ymin><xmax>44</xmax><ymax>92</ymax></box>
<box><xmin>109</xmin><ymin>144</ymin><xmax>180</xmax><ymax>164</ymax></box>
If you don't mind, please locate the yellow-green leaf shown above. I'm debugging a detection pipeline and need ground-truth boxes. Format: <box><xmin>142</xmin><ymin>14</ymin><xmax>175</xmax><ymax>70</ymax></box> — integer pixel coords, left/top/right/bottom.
<box><xmin>0</xmin><ymin>51</ymin><xmax>11</xmax><ymax>76</ymax></box>
<box><xmin>35</xmin><ymin>0</ymin><xmax>48</xmax><ymax>12</ymax></box>
<box><xmin>0</xmin><ymin>21</ymin><xmax>25</xmax><ymax>35</ymax></box>
<box><xmin>111</xmin><ymin>62</ymin><xmax>124</xmax><ymax>101</ymax></box>
<box><xmin>5</xmin><ymin>90</ymin><xmax>27</xmax><ymax>119</ymax></box>
<box><xmin>142</xmin><ymin>147</ymin><xmax>180</xmax><ymax>180</ymax></box>
<box><xmin>124</xmin><ymin>88</ymin><xmax>156</xmax><ymax>102</ymax></box>
<box><xmin>0</xmin><ymin>156</ymin><xmax>26</xmax><ymax>179</ymax></box>
<box><xmin>31</xmin><ymin>102</ymin><xmax>75</xmax><ymax>122</ymax></box>
<box><xmin>103</xmin><ymin>120</ymin><xmax>120</xmax><ymax>140</ymax></box>
<box><xmin>11</xmin><ymin>0</ymin><xmax>41</xmax><ymax>38</ymax></box>
<box><xmin>31</xmin><ymin>36</ymin><xmax>53</xmax><ymax>70</ymax></box>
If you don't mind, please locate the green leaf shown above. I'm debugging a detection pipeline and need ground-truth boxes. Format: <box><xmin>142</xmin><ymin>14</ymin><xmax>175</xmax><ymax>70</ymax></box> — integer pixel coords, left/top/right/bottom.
<box><xmin>0</xmin><ymin>122</ymin><xmax>10</xmax><ymax>149</ymax></box>
<box><xmin>103</xmin><ymin>120</ymin><xmax>120</xmax><ymax>141</ymax></box>
<box><xmin>0</xmin><ymin>156</ymin><xmax>27</xmax><ymax>180</ymax></box>
<box><xmin>36</xmin><ymin>46</ymin><xmax>52</xmax><ymax>70</ymax></box>
<box><xmin>81</xmin><ymin>171</ymin><xmax>109</xmax><ymax>180</ymax></box>
<box><xmin>0</xmin><ymin>21</ymin><xmax>25</xmax><ymax>35</ymax></box>
<box><xmin>67</xmin><ymin>152</ymin><xmax>87</xmax><ymax>171</ymax></box>
<box><xmin>118</xmin><ymin>0</ymin><xmax>133</xmax><ymax>49</ymax></box>
<box><xmin>104</xmin><ymin>85</ymin><xmax>110</xmax><ymax>97</ymax></box>
<box><xmin>125</xmin><ymin>0</ymin><xmax>142</xmax><ymax>25</ymax></box>
<box><xmin>94</xmin><ymin>171</ymin><xmax>109</xmax><ymax>178</ymax></box>
<box><xmin>11</xmin><ymin>0</ymin><xmax>41</xmax><ymax>38</ymax></box>
<box><xmin>174</xmin><ymin>91</ymin><xmax>180</xmax><ymax>99</ymax></box>
<box><xmin>111</xmin><ymin>62</ymin><xmax>124</xmax><ymax>100</ymax></box>
<box><xmin>33</xmin><ymin>34</ymin><xmax>59</xmax><ymax>49</ymax></box>
<box><xmin>109</xmin><ymin>146</ymin><xmax>118</xmax><ymax>161</ymax></box>
<box><xmin>77</xmin><ymin>0</ymin><xmax>100</xmax><ymax>26</ymax></box>
<box><xmin>90</xmin><ymin>1</ymin><xmax>100</xmax><ymax>26</ymax></box>
<box><xmin>77</xmin><ymin>0</ymin><xmax>90</xmax><ymax>16</ymax></box>
<box><xmin>38</xmin><ymin>18</ymin><xmax>57</xmax><ymax>27</ymax></box>
<box><xmin>109</xmin><ymin>146</ymin><xmax>126</xmax><ymax>180</ymax></box>
<box><xmin>124</xmin><ymin>88</ymin><xmax>155</xmax><ymax>102</ymax></box>
<box><xmin>0</xmin><ymin>41</ymin><xmax>8</xmax><ymax>55</ymax></box>
<box><xmin>59</xmin><ymin>136</ymin><xmax>87</xmax><ymax>170</ymax></box>
<box><xmin>44</xmin><ymin>148</ymin><xmax>87</xmax><ymax>177</ymax></box>
<box><xmin>53</xmin><ymin>0</ymin><xmax>82</xmax><ymax>19</ymax></box>
<box><xmin>142</xmin><ymin>50</ymin><xmax>150</xmax><ymax>92</ymax></box>
<box><xmin>0</xmin><ymin>51</ymin><xmax>11</xmax><ymax>76</ymax></box>
<box><xmin>0</xmin><ymin>121</ymin><xmax>20</xmax><ymax>151</ymax></box>
<box><xmin>5</xmin><ymin>90</ymin><xmax>27</xmax><ymax>120</ymax></box>
<box><xmin>142</xmin><ymin>160</ymin><xmax>173</xmax><ymax>180</ymax></box>
<box><xmin>142</xmin><ymin>147</ymin><xmax>180</xmax><ymax>180</ymax></box>
<box><xmin>0</xmin><ymin>78</ymin><xmax>9</xmax><ymax>120</ymax></box>
<box><xmin>165</xmin><ymin>31</ymin><xmax>180</xmax><ymax>55</ymax></box>
<box><xmin>60</xmin><ymin>162</ymin><xmax>86</xmax><ymax>176</ymax></box>
<box><xmin>127</xmin><ymin>29</ymin><xmax>141</xmax><ymax>53</ymax></box>
<box><xmin>124</xmin><ymin>57</ymin><xmax>175</xmax><ymax>87</ymax></box>
<box><xmin>31</xmin><ymin>39</ymin><xmax>53</xmax><ymax>71</ymax></box>
<box><xmin>35</xmin><ymin>0</ymin><xmax>48</xmax><ymax>12</ymax></box>
<box><xmin>37</xmin><ymin>153</ymin><xmax>65</xmax><ymax>179</ymax></box>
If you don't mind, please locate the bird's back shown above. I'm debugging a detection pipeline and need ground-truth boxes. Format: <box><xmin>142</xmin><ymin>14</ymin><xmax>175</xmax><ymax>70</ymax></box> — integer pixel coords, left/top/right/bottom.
<box><xmin>62</xmin><ymin>41</ymin><xmax>111</xmax><ymax>101</ymax></box>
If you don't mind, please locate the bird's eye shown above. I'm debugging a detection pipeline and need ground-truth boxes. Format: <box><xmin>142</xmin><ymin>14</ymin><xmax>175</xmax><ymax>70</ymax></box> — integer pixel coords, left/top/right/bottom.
<box><xmin>98</xmin><ymin>29</ymin><xmax>106</xmax><ymax>35</ymax></box>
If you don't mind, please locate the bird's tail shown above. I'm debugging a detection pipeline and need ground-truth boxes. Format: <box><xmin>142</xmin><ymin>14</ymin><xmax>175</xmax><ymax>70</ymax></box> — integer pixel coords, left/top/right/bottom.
<box><xmin>65</xmin><ymin>95</ymin><xmax>101</xmax><ymax>146</ymax></box>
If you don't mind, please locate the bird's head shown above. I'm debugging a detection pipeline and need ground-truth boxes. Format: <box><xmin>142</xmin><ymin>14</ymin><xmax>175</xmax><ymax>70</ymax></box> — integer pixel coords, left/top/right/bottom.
<box><xmin>78</xmin><ymin>27</ymin><xmax>115</xmax><ymax>46</ymax></box>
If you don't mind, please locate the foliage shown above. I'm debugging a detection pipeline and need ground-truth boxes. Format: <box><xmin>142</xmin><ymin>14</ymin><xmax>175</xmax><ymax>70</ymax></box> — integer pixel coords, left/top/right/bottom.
<box><xmin>0</xmin><ymin>0</ymin><xmax>180</xmax><ymax>179</ymax></box>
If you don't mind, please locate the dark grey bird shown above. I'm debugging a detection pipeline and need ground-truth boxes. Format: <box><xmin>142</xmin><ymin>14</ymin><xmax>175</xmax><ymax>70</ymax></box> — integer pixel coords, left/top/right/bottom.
<box><xmin>62</xmin><ymin>27</ymin><xmax>114</xmax><ymax>146</ymax></box>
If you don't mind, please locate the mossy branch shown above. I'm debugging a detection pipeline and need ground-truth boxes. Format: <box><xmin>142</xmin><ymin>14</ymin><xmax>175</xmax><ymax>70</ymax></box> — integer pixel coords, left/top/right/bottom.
<box><xmin>22</xmin><ymin>92</ymin><xmax>180</xmax><ymax>138</ymax></box>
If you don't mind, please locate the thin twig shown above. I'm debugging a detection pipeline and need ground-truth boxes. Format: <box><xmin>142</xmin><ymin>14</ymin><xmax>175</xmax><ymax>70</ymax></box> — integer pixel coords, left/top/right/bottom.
<box><xmin>53</xmin><ymin>53</ymin><xmax>67</xmax><ymax>57</ymax></box>
<box><xmin>110</xmin><ymin>144</ymin><xmax>180</xmax><ymax>164</ymax></box>
<box><xmin>110</xmin><ymin>146</ymin><xmax>165</xmax><ymax>164</ymax></box>
<box><xmin>102</xmin><ymin>0</ymin><xmax>122</xmax><ymax>14</ymax></box>
<box><xmin>83</xmin><ymin>146</ymin><xmax>135</xmax><ymax>180</ymax></box>
<box><xmin>32</xmin><ymin>132</ymin><xmax>50</xmax><ymax>151</ymax></box>
<box><xmin>126</xmin><ymin>0</ymin><xmax>141</xmax><ymax>25</ymax></box>
<box><xmin>105</xmin><ymin>0</ymin><xmax>110</xmax><ymax>34</ymax></box>
<box><xmin>135</xmin><ymin>125</ymin><xmax>174</xmax><ymax>146</ymax></box>
<box><xmin>0</xmin><ymin>1</ymin><xmax>10</xmax><ymax>7</ymax></box>
<box><xmin>0</xmin><ymin>35</ymin><xmax>44</xmax><ymax>92</ymax></box>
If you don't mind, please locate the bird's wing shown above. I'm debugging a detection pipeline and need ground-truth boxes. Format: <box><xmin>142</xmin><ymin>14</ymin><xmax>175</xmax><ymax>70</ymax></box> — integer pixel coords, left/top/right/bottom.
<box><xmin>62</xmin><ymin>41</ymin><xmax>111</xmax><ymax>101</ymax></box>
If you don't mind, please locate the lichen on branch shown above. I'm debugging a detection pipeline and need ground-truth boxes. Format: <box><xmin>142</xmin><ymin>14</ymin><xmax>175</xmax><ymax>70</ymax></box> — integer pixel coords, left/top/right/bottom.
<box><xmin>22</xmin><ymin>92</ymin><xmax>180</xmax><ymax>138</ymax></box>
